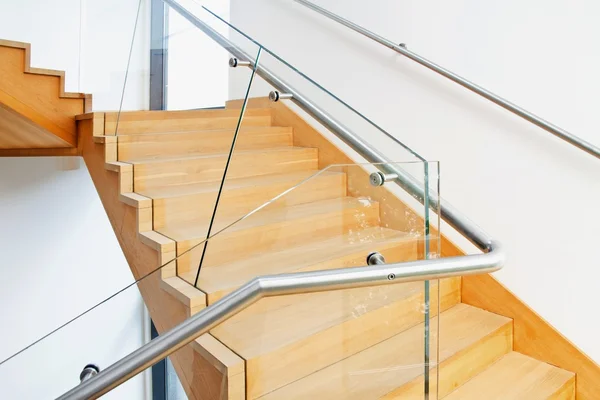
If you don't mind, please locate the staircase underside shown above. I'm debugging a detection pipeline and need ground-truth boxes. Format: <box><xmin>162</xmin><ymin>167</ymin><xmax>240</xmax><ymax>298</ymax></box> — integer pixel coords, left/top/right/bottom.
<box><xmin>74</xmin><ymin>98</ymin><xmax>599</xmax><ymax>399</ymax></box>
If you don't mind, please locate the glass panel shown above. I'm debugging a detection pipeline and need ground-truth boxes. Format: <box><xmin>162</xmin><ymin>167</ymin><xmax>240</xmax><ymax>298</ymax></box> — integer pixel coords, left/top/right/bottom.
<box><xmin>144</xmin><ymin>4</ymin><xmax>442</xmax><ymax>397</ymax></box>
<box><xmin>42</xmin><ymin>160</ymin><xmax>441</xmax><ymax>399</ymax></box>
<box><xmin>180</xmin><ymin>8</ymin><xmax>442</xmax><ymax>395</ymax></box>
<box><xmin>189</xmin><ymin>162</ymin><xmax>439</xmax><ymax>399</ymax></box>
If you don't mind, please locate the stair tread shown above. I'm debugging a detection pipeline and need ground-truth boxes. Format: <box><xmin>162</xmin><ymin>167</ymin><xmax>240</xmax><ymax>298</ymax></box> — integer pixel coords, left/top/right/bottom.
<box><xmin>211</xmin><ymin>279</ymin><xmax>459</xmax><ymax>361</ymax></box>
<box><xmin>180</xmin><ymin>226</ymin><xmax>420</xmax><ymax>299</ymax></box>
<box><xmin>117</xmin><ymin>126</ymin><xmax>293</xmax><ymax>161</ymax></box>
<box><xmin>127</xmin><ymin>146</ymin><xmax>311</xmax><ymax>165</ymax></box>
<box><xmin>157</xmin><ymin>196</ymin><xmax>376</xmax><ymax>244</ymax></box>
<box><xmin>260</xmin><ymin>304</ymin><xmax>511</xmax><ymax>400</ymax></box>
<box><xmin>136</xmin><ymin>170</ymin><xmax>332</xmax><ymax>199</ymax></box>
<box><xmin>443</xmin><ymin>351</ymin><xmax>575</xmax><ymax>400</ymax></box>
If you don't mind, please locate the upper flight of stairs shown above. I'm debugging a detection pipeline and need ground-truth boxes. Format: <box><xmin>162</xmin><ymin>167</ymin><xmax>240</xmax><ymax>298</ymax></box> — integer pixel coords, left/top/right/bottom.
<box><xmin>0</xmin><ymin>39</ymin><xmax>90</xmax><ymax>153</ymax></box>
<box><xmin>74</xmin><ymin>100</ymin><xmax>595</xmax><ymax>400</ymax></box>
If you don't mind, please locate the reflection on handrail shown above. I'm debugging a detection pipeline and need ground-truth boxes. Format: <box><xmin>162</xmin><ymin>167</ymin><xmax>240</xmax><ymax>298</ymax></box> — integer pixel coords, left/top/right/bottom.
<box><xmin>57</xmin><ymin>1</ymin><xmax>505</xmax><ymax>398</ymax></box>
<box><xmin>293</xmin><ymin>0</ymin><xmax>600</xmax><ymax>160</ymax></box>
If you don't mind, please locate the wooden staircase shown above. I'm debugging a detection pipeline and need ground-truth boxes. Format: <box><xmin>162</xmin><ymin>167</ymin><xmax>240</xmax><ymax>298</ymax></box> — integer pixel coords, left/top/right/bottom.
<box><xmin>0</xmin><ymin>39</ymin><xmax>90</xmax><ymax>155</ymax></box>
<box><xmin>0</xmin><ymin>38</ymin><xmax>596</xmax><ymax>398</ymax></box>
<box><xmin>74</xmin><ymin>100</ymin><xmax>600</xmax><ymax>399</ymax></box>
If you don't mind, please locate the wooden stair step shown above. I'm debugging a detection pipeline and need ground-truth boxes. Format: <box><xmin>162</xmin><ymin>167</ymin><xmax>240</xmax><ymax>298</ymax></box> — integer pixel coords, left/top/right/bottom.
<box><xmin>150</xmin><ymin>169</ymin><xmax>343</xmax><ymax>229</ymax></box>
<box><xmin>117</xmin><ymin>126</ymin><xmax>293</xmax><ymax>161</ymax></box>
<box><xmin>182</xmin><ymin>226</ymin><xmax>421</xmax><ymax>303</ymax></box>
<box><xmin>260</xmin><ymin>303</ymin><xmax>512</xmax><ymax>400</ymax></box>
<box><xmin>443</xmin><ymin>351</ymin><xmax>575</xmax><ymax>400</ymax></box>
<box><xmin>104</xmin><ymin>108</ymin><xmax>273</xmax><ymax>135</ymax></box>
<box><xmin>167</xmin><ymin>196</ymin><xmax>381</xmax><ymax>273</ymax></box>
<box><xmin>210</xmin><ymin>278</ymin><xmax>461</xmax><ymax>399</ymax></box>
<box><xmin>132</xmin><ymin>147</ymin><xmax>318</xmax><ymax>192</ymax></box>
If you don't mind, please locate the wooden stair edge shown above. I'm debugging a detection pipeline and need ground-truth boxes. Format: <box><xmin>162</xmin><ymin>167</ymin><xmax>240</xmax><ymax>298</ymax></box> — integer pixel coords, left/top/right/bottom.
<box><xmin>191</xmin><ymin>334</ymin><xmax>246</xmax><ymax>399</ymax></box>
<box><xmin>0</xmin><ymin>147</ymin><xmax>79</xmax><ymax>157</ymax></box>
<box><xmin>160</xmin><ymin>276</ymin><xmax>206</xmax><ymax>315</ymax></box>
<box><xmin>0</xmin><ymin>39</ymin><xmax>29</xmax><ymax>50</ymax></box>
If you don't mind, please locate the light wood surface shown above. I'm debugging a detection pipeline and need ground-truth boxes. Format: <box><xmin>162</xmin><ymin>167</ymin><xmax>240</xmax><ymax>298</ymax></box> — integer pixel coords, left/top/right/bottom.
<box><xmin>261</xmin><ymin>303</ymin><xmax>511</xmax><ymax>400</ymax></box>
<box><xmin>186</xmin><ymin>227</ymin><xmax>420</xmax><ymax>304</ymax></box>
<box><xmin>79</xmin><ymin>116</ymin><xmax>231</xmax><ymax>400</ymax></box>
<box><xmin>268</xmin><ymin>100</ymin><xmax>432</xmax><ymax>234</ymax></box>
<box><xmin>0</xmin><ymin>40</ymin><xmax>89</xmax><ymax>149</ymax></box>
<box><xmin>132</xmin><ymin>147</ymin><xmax>318</xmax><ymax>192</ymax></box>
<box><xmin>462</xmin><ymin>273</ymin><xmax>600</xmax><ymax>399</ymax></box>
<box><xmin>77</xmin><ymin>105</ymin><xmax>596</xmax><ymax>400</ymax></box>
<box><xmin>0</xmin><ymin>147</ymin><xmax>79</xmax><ymax>157</ymax></box>
<box><xmin>173</xmin><ymin>197</ymin><xmax>382</xmax><ymax>277</ymax></box>
<box><xmin>148</xmin><ymin>170</ymin><xmax>346</xmax><ymax>233</ymax></box>
<box><xmin>160</xmin><ymin>276</ymin><xmax>206</xmax><ymax>311</ymax></box>
<box><xmin>192</xmin><ymin>334</ymin><xmax>246</xmax><ymax>399</ymax></box>
<box><xmin>211</xmin><ymin>278</ymin><xmax>460</xmax><ymax>398</ymax></box>
<box><xmin>443</xmin><ymin>351</ymin><xmax>575</xmax><ymax>400</ymax></box>
<box><xmin>104</xmin><ymin>108</ymin><xmax>273</xmax><ymax>135</ymax></box>
<box><xmin>0</xmin><ymin>102</ymin><xmax>72</xmax><ymax>149</ymax></box>
<box><xmin>117</xmin><ymin>126</ymin><xmax>293</xmax><ymax>161</ymax></box>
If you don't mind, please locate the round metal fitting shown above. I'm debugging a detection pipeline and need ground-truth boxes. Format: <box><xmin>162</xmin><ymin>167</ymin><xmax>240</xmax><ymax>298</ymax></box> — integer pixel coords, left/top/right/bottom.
<box><xmin>269</xmin><ymin>91</ymin><xmax>280</xmax><ymax>102</ymax></box>
<box><xmin>366</xmin><ymin>251</ymin><xmax>386</xmax><ymax>265</ymax></box>
<box><xmin>388</xmin><ymin>273</ymin><xmax>396</xmax><ymax>280</ymax></box>
<box><xmin>228</xmin><ymin>58</ymin><xmax>238</xmax><ymax>68</ymax></box>
<box><xmin>79</xmin><ymin>364</ymin><xmax>100</xmax><ymax>382</ymax></box>
<box><xmin>369</xmin><ymin>172</ymin><xmax>385</xmax><ymax>187</ymax></box>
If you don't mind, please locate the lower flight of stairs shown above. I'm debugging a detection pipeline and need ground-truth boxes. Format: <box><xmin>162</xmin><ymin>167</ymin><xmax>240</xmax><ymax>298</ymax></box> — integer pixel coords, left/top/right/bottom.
<box><xmin>78</xmin><ymin>105</ymin><xmax>577</xmax><ymax>399</ymax></box>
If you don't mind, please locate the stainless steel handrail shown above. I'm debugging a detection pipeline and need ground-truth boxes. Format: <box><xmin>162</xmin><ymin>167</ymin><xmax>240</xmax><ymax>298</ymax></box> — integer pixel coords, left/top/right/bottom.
<box><xmin>58</xmin><ymin>243</ymin><xmax>503</xmax><ymax>399</ymax></box>
<box><xmin>293</xmin><ymin>0</ymin><xmax>600</xmax><ymax>160</ymax></box>
<box><xmin>57</xmin><ymin>1</ymin><xmax>505</xmax><ymax>398</ymax></box>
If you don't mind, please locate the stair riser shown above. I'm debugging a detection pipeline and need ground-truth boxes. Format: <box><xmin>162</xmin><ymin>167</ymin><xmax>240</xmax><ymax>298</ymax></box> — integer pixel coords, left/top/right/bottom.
<box><xmin>242</xmin><ymin>278</ymin><xmax>461</xmax><ymax>399</ymax></box>
<box><xmin>117</xmin><ymin>128</ymin><xmax>293</xmax><ymax>161</ymax></box>
<box><xmin>204</xmin><ymin>239</ymin><xmax>421</xmax><ymax>304</ymax></box>
<box><xmin>153</xmin><ymin>172</ymin><xmax>346</xmax><ymax>229</ymax></box>
<box><xmin>134</xmin><ymin>148</ymin><xmax>318</xmax><ymax>192</ymax></box>
<box><xmin>383</xmin><ymin>323</ymin><xmax>512</xmax><ymax>398</ymax></box>
<box><xmin>176</xmin><ymin>203</ymin><xmax>381</xmax><ymax>275</ymax></box>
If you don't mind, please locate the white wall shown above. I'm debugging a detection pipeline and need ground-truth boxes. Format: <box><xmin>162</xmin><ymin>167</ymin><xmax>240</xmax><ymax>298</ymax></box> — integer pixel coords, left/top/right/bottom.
<box><xmin>229</xmin><ymin>0</ymin><xmax>600</xmax><ymax>361</ymax></box>
<box><xmin>81</xmin><ymin>0</ymin><xmax>150</xmax><ymax>111</ymax></box>
<box><xmin>166</xmin><ymin>0</ymin><xmax>230</xmax><ymax>110</ymax></box>
<box><xmin>0</xmin><ymin>158</ymin><xmax>147</xmax><ymax>399</ymax></box>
